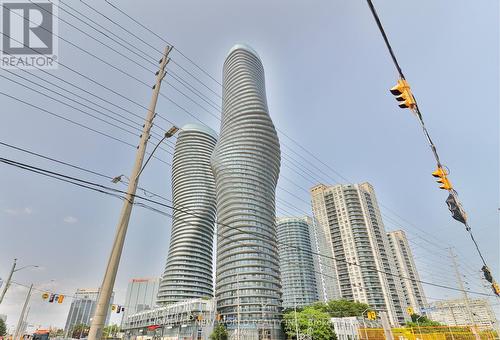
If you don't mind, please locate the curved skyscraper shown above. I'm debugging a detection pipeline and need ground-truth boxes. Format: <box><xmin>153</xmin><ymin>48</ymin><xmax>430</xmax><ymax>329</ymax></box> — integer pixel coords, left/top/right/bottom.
<box><xmin>277</xmin><ymin>217</ymin><xmax>319</xmax><ymax>309</ymax></box>
<box><xmin>212</xmin><ymin>44</ymin><xmax>282</xmax><ymax>339</ymax></box>
<box><xmin>157</xmin><ymin>123</ymin><xmax>218</xmax><ymax>305</ymax></box>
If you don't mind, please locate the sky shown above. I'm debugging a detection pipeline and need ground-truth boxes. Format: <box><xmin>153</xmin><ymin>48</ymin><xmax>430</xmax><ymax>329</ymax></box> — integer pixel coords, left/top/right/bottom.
<box><xmin>0</xmin><ymin>0</ymin><xmax>499</xmax><ymax>331</ymax></box>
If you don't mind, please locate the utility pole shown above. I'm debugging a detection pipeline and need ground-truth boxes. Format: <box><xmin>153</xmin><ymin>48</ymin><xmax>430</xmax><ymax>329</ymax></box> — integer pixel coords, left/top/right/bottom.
<box><xmin>0</xmin><ymin>258</ymin><xmax>16</xmax><ymax>304</ymax></box>
<box><xmin>236</xmin><ymin>273</ymin><xmax>240</xmax><ymax>340</ymax></box>
<box><xmin>449</xmin><ymin>248</ymin><xmax>480</xmax><ymax>340</ymax></box>
<box><xmin>88</xmin><ymin>45</ymin><xmax>172</xmax><ymax>340</ymax></box>
<box><xmin>14</xmin><ymin>283</ymin><xmax>32</xmax><ymax>340</ymax></box>
<box><xmin>294</xmin><ymin>296</ymin><xmax>299</xmax><ymax>340</ymax></box>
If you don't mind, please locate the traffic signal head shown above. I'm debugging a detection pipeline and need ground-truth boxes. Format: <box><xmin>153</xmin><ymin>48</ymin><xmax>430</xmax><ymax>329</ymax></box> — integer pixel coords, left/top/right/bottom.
<box><xmin>432</xmin><ymin>167</ymin><xmax>452</xmax><ymax>190</ymax></box>
<box><xmin>492</xmin><ymin>282</ymin><xmax>500</xmax><ymax>296</ymax></box>
<box><xmin>58</xmin><ymin>295</ymin><xmax>65</xmax><ymax>304</ymax></box>
<box><xmin>367</xmin><ymin>311</ymin><xmax>377</xmax><ymax>320</ymax></box>
<box><xmin>482</xmin><ymin>266</ymin><xmax>493</xmax><ymax>283</ymax></box>
<box><xmin>390</xmin><ymin>79</ymin><xmax>416</xmax><ymax>109</ymax></box>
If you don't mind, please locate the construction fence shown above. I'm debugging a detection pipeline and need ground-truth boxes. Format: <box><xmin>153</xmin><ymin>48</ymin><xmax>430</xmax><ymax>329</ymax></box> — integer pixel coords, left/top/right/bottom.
<box><xmin>358</xmin><ymin>326</ymin><xmax>499</xmax><ymax>340</ymax></box>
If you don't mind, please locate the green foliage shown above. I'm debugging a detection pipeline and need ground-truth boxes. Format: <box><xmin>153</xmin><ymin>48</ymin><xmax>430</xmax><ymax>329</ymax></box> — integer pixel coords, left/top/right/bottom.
<box><xmin>405</xmin><ymin>314</ymin><xmax>442</xmax><ymax>328</ymax></box>
<box><xmin>283</xmin><ymin>307</ymin><xmax>335</xmax><ymax>340</ymax></box>
<box><xmin>49</xmin><ymin>328</ymin><xmax>64</xmax><ymax>337</ymax></box>
<box><xmin>103</xmin><ymin>324</ymin><xmax>120</xmax><ymax>338</ymax></box>
<box><xmin>0</xmin><ymin>318</ymin><xmax>7</xmax><ymax>337</ymax></box>
<box><xmin>210</xmin><ymin>324</ymin><xmax>228</xmax><ymax>340</ymax></box>
<box><xmin>71</xmin><ymin>324</ymin><xmax>89</xmax><ymax>339</ymax></box>
<box><xmin>313</xmin><ymin>299</ymin><xmax>370</xmax><ymax>318</ymax></box>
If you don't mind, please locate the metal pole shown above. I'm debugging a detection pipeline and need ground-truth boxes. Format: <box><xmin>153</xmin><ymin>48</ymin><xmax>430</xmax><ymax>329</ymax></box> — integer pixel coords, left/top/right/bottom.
<box><xmin>236</xmin><ymin>273</ymin><xmax>240</xmax><ymax>340</ymax></box>
<box><xmin>14</xmin><ymin>283</ymin><xmax>32</xmax><ymax>340</ymax></box>
<box><xmin>0</xmin><ymin>258</ymin><xmax>17</xmax><ymax>304</ymax></box>
<box><xmin>416</xmin><ymin>316</ymin><xmax>423</xmax><ymax>339</ymax></box>
<box><xmin>360</xmin><ymin>308</ymin><xmax>370</xmax><ymax>340</ymax></box>
<box><xmin>88</xmin><ymin>45</ymin><xmax>172</xmax><ymax>340</ymax></box>
<box><xmin>294</xmin><ymin>296</ymin><xmax>299</xmax><ymax>340</ymax></box>
<box><xmin>449</xmin><ymin>248</ymin><xmax>480</xmax><ymax>340</ymax></box>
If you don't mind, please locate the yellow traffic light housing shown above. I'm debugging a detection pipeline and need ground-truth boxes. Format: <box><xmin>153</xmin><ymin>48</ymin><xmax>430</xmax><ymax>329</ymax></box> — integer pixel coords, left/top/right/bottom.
<box><xmin>390</xmin><ymin>79</ymin><xmax>416</xmax><ymax>109</ymax></box>
<box><xmin>367</xmin><ymin>311</ymin><xmax>377</xmax><ymax>320</ymax></box>
<box><xmin>432</xmin><ymin>167</ymin><xmax>453</xmax><ymax>190</ymax></box>
<box><xmin>493</xmin><ymin>282</ymin><xmax>500</xmax><ymax>296</ymax></box>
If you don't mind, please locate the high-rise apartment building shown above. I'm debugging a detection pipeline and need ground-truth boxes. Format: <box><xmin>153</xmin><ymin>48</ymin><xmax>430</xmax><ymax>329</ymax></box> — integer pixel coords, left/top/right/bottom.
<box><xmin>277</xmin><ymin>217</ymin><xmax>319</xmax><ymax>309</ymax></box>
<box><xmin>310</xmin><ymin>183</ymin><xmax>407</xmax><ymax>325</ymax></box>
<box><xmin>212</xmin><ymin>44</ymin><xmax>282</xmax><ymax>339</ymax></box>
<box><xmin>308</xmin><ymin>216</ymin><xmax>342</xmax><ymax>302</ymax></box>
<box><xmin>121</xmin><ymin>278</ymin><xmax>160</xmax><ymax>327</ymax></box>
<box><xmin>157</xmin><ymin>123</ymin><xmax>218</xmax><ymax>305</ymax></box>
<box><xmin>428</xmin><ymin>298</ymin><xmax>498</xmax><ymax>330</ymax></box>
<box><xmin>64</xmin><ymin>288</ymin><xmax>113</xmax><ymax>336</ymax></box>
<box><xmin>387</xmin><ymin>230</ymin><xmax>427</xmax><ymax>314</ymax></box>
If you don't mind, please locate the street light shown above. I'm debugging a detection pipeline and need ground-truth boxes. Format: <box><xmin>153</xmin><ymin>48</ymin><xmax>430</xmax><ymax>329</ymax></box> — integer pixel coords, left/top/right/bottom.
<box><xmin>416</xmin><ymin>315</ymin><xmax>424</xmax><ymax>339</ymax></box>
<box><xmin>360</xmin><ymin>308</ymin><xmax>371</xmax><ymax>340</ymax></box>
<box><xmin>0</xmin><ymin>259</ymin><xmax>39</xmax><ymax>304</ymax></box>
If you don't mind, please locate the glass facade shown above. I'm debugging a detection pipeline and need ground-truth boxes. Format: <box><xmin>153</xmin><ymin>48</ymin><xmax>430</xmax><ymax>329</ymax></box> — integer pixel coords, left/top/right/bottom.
<box><xmin>277</xmin><ymin>217</ymin><xmax>319</xmax><ymax>309</ymax></box>
<box><xmin>157</xmin><ymin>124</ymin><xmax>218</xmax><ymax>305</ymax></box>
<box><xmin>387</xmin><ymin>230</ymin><xmax>427</xmax><ymax>314</ymax></box>
<box><xmin>311</xmin><ymin>183</ymin><xmax>407</xmax><ymax>326</ymax></box>
<box><xmin>64</xmin><ymin>288</ymin><xmax>113</xmax><ymax>336</ymax></box>
<box><xmin>121</xmin><ymin>278</ymin><xmax>160</xmax><ymax>327</ymax></box>
<box><xmin>212</xmin><ymin>44</ymin><xmax>283</xmax><ymax>339</ymax></box>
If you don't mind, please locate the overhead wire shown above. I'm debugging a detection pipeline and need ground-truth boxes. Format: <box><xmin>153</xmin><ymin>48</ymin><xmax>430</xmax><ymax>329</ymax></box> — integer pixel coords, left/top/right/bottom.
<box><xmin>0</xmin><ymin>1</ymin><xmax>488</xmax><ymax>300</ymax></box>
<box><xmin>365</xmin><ymin>0</ymin><xmax>490</xmax><ymax>270</ymax></box>
<box><xmin>0</xmin><ymin>155</ymin><xmax>495</xmax><ymax>299</ymax></box>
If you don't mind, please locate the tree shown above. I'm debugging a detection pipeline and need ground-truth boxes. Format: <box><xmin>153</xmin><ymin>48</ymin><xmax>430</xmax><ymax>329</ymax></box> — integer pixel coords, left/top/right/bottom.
<box><xmin>103</xmin><ymin>324</ymin><xmax>120</xmax><ymax>338</ymax></box>
<box><xmin>71</xmin><ymin>324</ymin><xmax>89</xmax><ymax>339</ymax></box>
<box><xmin>49</xmin><ymin>328</ymin><xmax>64</xmax><ymax>337</ymax></box>
<box><xmin>0</xmin><ymin>318</ymin><xmax>7</xmax><ymax>337</ymax></box>
<box><xmin>210</xmin><ymin>324</ymin><xmax>228</xmax><ymax>340</ymax></box>
<box><xmin>405</xmin><ymin>314</ymin><xmax>442</xmax><ymax>328</ymax></box>
<box><xmin>312</xmin><ymin>299</ymin><xmax>370</xmax><ymax>318</ymax></box>
<box><xmin>283</xmin><ymin>307</ymin><xmax>335</xmax><ymax>340</ymax></box>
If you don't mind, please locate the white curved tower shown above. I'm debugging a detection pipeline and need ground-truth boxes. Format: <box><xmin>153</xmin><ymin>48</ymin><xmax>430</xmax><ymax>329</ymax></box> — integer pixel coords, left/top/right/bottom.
<box><xmin>212</xmin><ymin>44</ymin><xmax>282</xmax><ymax>339</ymax></box>
<box><xmin>157</xmin><ymin>123</ymin><xmax>218</xmax><ymax>305</ymax></box>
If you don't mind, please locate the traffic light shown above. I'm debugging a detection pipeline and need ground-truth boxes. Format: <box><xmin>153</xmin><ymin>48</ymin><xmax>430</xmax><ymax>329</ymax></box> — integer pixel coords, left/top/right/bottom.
<box><xmin>406</xmin><ymin>307</ymin><xmax>414</xmax><ymax>315</ymax></box>
<box><xmin>482</xmin><ymin>266</ymin><xmax>493</xmax><ymax>283</ymax></box>
<box><xmin>390</xmin><ymin>79</ymin><xmax>416</xmax><ymax>109</ymax></box>
<box><xmin>367</xmin><ymin>311</ymin><xmax>377</xmax><ymax>320</ymax></box>
<box><xmin>42</xmin><ymin>293</ymin><xmax>49</xmax><ymax>300</ymax></box>
<box><xmin>432</xmin><ymin>167</ymin><xmax>452</xmax><ymax>190</ymax></box>
<box><xmin>58</xmin><ymin>295</ymin><xmax>65</xmax><ymax>303</ymax></box>
<box><xmin>492</xmin><ymin>282</ymin><xmax>500</xmax><ymax>296</ymax></box>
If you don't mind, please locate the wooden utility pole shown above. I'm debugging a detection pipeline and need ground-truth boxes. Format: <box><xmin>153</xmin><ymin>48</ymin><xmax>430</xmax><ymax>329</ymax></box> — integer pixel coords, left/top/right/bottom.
<box><xmin>87</xmin><ymin>45</ymin><xmax>172</xmax><ymax>340</ymax></box>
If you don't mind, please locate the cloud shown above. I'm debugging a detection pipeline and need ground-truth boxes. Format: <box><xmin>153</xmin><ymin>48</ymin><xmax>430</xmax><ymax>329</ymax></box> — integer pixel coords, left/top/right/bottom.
<box><xmin>63</xmin><ymin>216</ymin><xmax>78</xmax><ymax>224</ymax></box>
<box><xmin>4</xmin><ymin>207</ymin><xmax>33</xmax><ymax>215</ymax></box>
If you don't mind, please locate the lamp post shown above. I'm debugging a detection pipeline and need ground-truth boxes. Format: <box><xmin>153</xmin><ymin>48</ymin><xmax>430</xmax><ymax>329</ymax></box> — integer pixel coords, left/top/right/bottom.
<box><xmin>360</xmin><ymin>308</ymin><xmax>371</xmax><ymax>340</ymax></box>
<box><xmin>294</xmin><ymin>296</ymin><xmax>299</xmax><ymax>340</ymax></box>
<box><xmin>416</xmin><ymin>315</ymin><xmax>424</xmax><ymax>339</ymax></box>
<box><xmin>0</xmin><ymin>259</ymin><xmax>39</xmax><ymax>304</ymax></box>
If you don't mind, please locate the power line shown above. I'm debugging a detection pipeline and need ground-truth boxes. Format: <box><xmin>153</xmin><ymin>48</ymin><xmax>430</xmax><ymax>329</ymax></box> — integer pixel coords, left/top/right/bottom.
<box><xmin>0</xmin><ymin>91</ymin><xmax>171</xmax><ymax>167</ymax></box>
<box><xmin>2</xmin><ymin>0</ymin><xmax>488</xmax><ymax>298</ymax></box>
<box><xmin>365</xmin><ymin>0</ymin><xmax>491</xmax><ymax>271</ymax></box>
<box><xmin>93</xmin><ymin>0</ymin><xmax>478</xmax><ymax>267</ymax></box>
<box><xmin>0</xmin><ymin>155</ymin><xmax>494</xmax><ymax>298</ymax></box>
